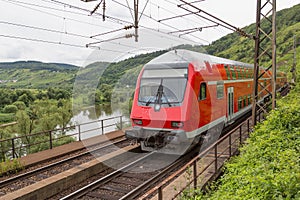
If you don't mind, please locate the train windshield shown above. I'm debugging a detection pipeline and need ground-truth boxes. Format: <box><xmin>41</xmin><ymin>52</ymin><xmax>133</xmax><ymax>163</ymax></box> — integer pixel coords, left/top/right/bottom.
<box><xmin>138</xmin><ymin>67</ymin><xmax>188</xmax><ymax>106</ymax></box>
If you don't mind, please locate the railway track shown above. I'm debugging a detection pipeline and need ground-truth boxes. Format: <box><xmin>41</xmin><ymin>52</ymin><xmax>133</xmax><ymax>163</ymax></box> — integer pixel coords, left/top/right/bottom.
<box><xmin>59</xmin><ymin>111</ymin><xmax>256</xmax><ymax>200</ymax></box>
<box><xmin>0</xmin><ymin>136</ymin><xmax>130</xmax><ymax>195</ymax></box>
<box><xmin>60</xmin><ymin>148</ymin><xmax>200</xmax><ymax>200</ymax></box>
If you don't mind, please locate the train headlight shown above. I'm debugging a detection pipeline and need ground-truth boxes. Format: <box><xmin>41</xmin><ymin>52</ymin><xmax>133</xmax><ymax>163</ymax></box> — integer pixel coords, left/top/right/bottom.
<box><xmin>154</xmin><ymin>104</ymin><xmax>161</xmax><ymax>112</ymax></box>
<box><xmin>171</xmin><ymin>121</ymin><xmax>184</xmax><ymax>128</ymax></box>
<box><xmin>133</xmin><ymin>119</ymin><xmax>143</xmax><ymax>125</ymax></box>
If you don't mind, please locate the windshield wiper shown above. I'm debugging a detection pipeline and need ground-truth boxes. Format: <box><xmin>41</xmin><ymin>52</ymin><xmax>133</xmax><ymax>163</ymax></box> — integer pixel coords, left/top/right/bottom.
<box><xmin>154</xmin><ymin>80</ymin><xmax>172</xmax><ymax>108</ymax></box>
<box><xmin>145</xmin><ymin>97</ymin><xmax>154</xmax><ymax>106</ymax></box>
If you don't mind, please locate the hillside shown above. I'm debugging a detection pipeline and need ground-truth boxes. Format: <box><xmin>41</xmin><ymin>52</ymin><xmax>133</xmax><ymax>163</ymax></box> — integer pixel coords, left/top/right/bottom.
<box><xmin>0</xmin><ymin>61</ymin><xmax>79</xmax><ymax>89</ymax></box>
<box><xmin>205</xmin><ymin>4</ymin><xmax>300</xmax><ymax>66</ymax></box>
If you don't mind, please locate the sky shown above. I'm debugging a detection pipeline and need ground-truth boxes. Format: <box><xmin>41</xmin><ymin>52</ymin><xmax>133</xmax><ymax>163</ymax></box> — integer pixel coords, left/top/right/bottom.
<box><xmin>0</xmin><ymin>0</ymin><xmax>299</xmax><ymax>66</ymax></box>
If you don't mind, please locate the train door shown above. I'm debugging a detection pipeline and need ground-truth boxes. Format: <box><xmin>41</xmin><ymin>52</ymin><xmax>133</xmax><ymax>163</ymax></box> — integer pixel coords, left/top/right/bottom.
<box><xmin>227</xmin><ymin>87</ymin><xmax>234</xmax><ymax>121</ymax></box>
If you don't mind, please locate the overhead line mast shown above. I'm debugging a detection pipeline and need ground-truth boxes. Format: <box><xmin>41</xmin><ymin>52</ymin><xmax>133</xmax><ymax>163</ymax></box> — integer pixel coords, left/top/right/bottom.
<box><xmin>252</xmin><ymin>0</ymin><xmax>277</xmax><ymax>125</ymax></box>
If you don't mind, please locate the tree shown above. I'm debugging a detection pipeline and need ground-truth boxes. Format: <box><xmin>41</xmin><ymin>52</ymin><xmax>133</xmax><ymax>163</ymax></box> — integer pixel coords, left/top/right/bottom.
<box><xmin>56</xmin><ymin>99</ymin><xmax>73</xmax><ymax>132</ymax></box>
<box><xmin>3</xmin><ymin>105</ymin><xmax>18</xmax><ymax>114</ymax></box>
<box><xmin>0</xmin><ymin>127</ymin><xmax>11</xmax><ymax>161</ymax></box>
<box><xmin>17</xmin><ymin>94</ymin><xmax>30</xmax><ymax>107</ymax></box>
<box><xmin>15</xmin><ymin>110</ymin><xmax>31</xmax><ymax>156</ymax></box>
<box><xmin>12</xmin><ymin>101</ymin><xmax>26</xmax><ymax>110</ymax></box>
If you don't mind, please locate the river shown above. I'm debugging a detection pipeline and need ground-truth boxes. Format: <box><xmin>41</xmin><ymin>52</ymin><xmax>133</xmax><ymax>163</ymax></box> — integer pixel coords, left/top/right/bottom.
<box><xmin>67</xmin><ymin>104</ymin><xmax>130</xmax><ymax>140</ymax></box>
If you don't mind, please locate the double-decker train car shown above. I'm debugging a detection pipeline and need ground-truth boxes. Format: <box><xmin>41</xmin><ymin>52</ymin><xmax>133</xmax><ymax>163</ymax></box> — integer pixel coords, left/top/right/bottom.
<box><xmin>125</xmin><ymin>49</ymin><xmax>287</xmax><ymax>154</ymax></box>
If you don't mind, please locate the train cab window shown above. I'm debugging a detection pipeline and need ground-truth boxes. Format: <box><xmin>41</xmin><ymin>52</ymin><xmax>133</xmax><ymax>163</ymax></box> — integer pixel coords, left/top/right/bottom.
<box><xmin>199</xmin><ymin>82</ymin><xmax>207</xmax><ymax>101</ymax></box>
<box><xmin>217</xmin><ymin>81</ymin><xmax>224</xmax><ymax>99</ymax></box>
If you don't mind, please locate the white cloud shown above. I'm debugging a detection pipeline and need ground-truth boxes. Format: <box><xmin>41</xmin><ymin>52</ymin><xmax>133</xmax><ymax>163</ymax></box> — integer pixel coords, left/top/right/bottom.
<box><xmin>0</xmin><ymin>0</ymin><xmax>299</xmax><ymax>65</ymax></box>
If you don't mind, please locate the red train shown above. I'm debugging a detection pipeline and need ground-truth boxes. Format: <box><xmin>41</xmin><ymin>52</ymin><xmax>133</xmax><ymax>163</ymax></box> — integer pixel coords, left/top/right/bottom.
<box><xmin>125</xmin><ymin>49</ymin><xmax>287</xmax><ymax>154</ymax></box>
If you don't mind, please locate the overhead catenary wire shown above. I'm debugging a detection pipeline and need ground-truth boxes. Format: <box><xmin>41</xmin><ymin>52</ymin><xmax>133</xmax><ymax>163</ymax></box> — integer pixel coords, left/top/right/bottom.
<box><xmin>0</xmin><ymin>20</ymin><xmax>136</xmax><ymax>49</ymax></box>
<box><xmin>1</xmin><ymin>0</ymin><xmax>113</xmax><ymax>30</ymax></box>
<box><xmin>41</xmin><ymin>0</ymin><xmax>209</xmax><ymax>44</ymax></box>
<box><xmin>161</xmin><ymin>0</ymin><xmax>229</xmax><ymax>35</ymax></box>
<box><xmin>110</xmin><ymin>0</ymin><xmax>209</xmax><ymax>44</ymax></box>
<box><xmin>90</xmin><ymin>0</ymin><xmax>103</xmax><ymax>15</ymax></box>
<box><xmin>1</xmin><ymin>0</ymin><xmax>210</xmax><ymax>49</ymax></box>
<box><xmin>90</xmin><ymin>25</ymin><xmax>134</xmax><ymax>38</ymax></box>
<box><xmin>0</xmin><ymin>20</ymin><xmax>92</xmax><ymax>40</ymax></box>
<box><xmin>41</xmin><ymin>0</ymin><xmax>202</xmax><ymax>44</ymax></box>
<box><xmin>0</xmin><ymin>33</ymin><xmax>137</xmax><ymax>55</ymax></box>
<box><xmin>178</xmin><ymin>0</ymin><xmax>254</xmax><ymax>39</ymax></box>
<box><xmin>169</xmin><ymin>24</ymin><xmax>219</xmax><ymax>34</ymax></box>
<box><xmin>87</xmin><ymin>33</ymin><xmax>135</xmax><ymax>47</ymax></box>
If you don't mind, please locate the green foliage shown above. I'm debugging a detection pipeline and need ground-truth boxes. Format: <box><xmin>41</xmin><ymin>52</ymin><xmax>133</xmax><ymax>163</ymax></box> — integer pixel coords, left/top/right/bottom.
<box><xmin>12</xmin><ymin>101</ymin><xmax>26</xmax><ymax>110</ymax></box>
<box><xmin>0</xmin><ymin>113</ymin><xmax>14</xmax><ymax>123</ymax></box>
<box><xmin>3</xmin><ymin>105</ymin><xmax>18</xmax><ymax>114</ymax></box>
<box><xmin>0</xmin><ymin>159</ymin><xmax>24</xmax><ymax>176</ymax></box>
<box><xmin>189</xmin><ymin>86</ymin><xmax>300</xmax><ymax>200</ymax></box>
<box><xmin>203</xmin><ymin>4</ymin><xmax>300</xmax><ymax>67</ymax></box>
<box><xmin>0</xmin><ymin>61</ymin><xmax>78</xmax><ymax>89</ymax></box>
<box><xmin>3</xmin><ymin>98</ymin><xmax>74</xmax><ymax>157</ymax></box>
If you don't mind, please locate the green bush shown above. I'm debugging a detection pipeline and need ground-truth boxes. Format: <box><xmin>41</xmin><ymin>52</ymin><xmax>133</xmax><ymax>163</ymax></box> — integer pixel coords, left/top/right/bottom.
<box><xmin>0</xmin><ymin>159</ymin><xmax>24</xmax><ymax>176</ymax></box>
<box><xmin>188</xmin><ymin>86</ymin><xmax>300</xmax><ymax>200</ymax></box>
<box><xmin>0</xmin><ymin>113</ymin><xmax>15</xmax><ymax>123</ymax></box>
<box><xmin>3</xmin><ymin>105</ymin><xmax>18</xmax><ymax>114</ymax></box>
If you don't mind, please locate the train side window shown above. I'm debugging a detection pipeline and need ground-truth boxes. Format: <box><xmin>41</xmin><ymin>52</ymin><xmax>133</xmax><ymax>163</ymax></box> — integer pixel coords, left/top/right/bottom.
<box><xmin>242</xmin><ymin>68</ymin><xmax>246</xmax><ymax>79</ymax></box>
<box><xmin>246</xmin><ymin>69</ymin><xmax>250</xmax><ymax>78</ymax></box>
<box><xmin>247</xmin><ymin>95</ymin><xmax>251</xmax><ymax>105</ymax></box>
<box><xmin>199</xmin><ymin>82</ymin><xmax>207</xmax><ymax>101</ymax></box>
<box><xmin>249</xmin><ymin>69</ymin><xmax>254</xmax><ymax>78</ymax></box>
<box><xmin>264</xmin><ymin>80</ymin><xmax>267</xmax><ymax>87</ymax></box>
<box><xmin>243</xmin><ymin>96</ymin><xmax>247</xmax><ymax>107</ymax></box>
<box><xmin>237</xmin><ymin>67</ymin><xmax>241</xmax><ymax>79</ymax></box>
<box><xmin>231</xmin><ymin>66</ymin><xmax>237</xmax><ymax>80</ymax></box>
<box><xmin>224</xmin><ymin>65</ymin><xmax>231</xmax><ymax>80</ymax></box>
<box><xmin>238</xmin><ymin>97</ymin><xmax>242</xmax><ymax>110</ymax></box>
<box><xmin>217</xmin><ymin>81</ymin><xmax>224</xmax><ymax>99</ymax></box>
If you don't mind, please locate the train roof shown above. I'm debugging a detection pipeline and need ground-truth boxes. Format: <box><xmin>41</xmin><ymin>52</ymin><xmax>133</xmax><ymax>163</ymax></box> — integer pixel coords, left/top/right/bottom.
<box><xmin>146</xmin><ymin>49</ymin><xmax>253</xmax><ymax>68</ymax></box>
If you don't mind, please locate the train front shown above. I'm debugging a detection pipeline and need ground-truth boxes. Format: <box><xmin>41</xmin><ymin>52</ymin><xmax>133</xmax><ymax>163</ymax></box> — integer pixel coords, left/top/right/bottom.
<box><xmin>125</xmin><ymin>52</ymin><xmax>199</xmax><ymax>154</ymax></box>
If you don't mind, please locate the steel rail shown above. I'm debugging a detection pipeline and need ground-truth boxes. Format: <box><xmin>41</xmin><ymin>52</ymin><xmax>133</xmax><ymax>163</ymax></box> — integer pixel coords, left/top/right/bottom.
<box><xmin>60</xmin><ymin>151</ymin><xmax>156</xmax><ymax>200</ymax></box>
<box><xmin>0</xmin><ymin>136</ymin><xmax>127</xmax><ymax>189</ymax></box>
<box><xmin>119</xmin><ymin>148</ymin><xmax>199</xmax><ymax>199</ymax></box>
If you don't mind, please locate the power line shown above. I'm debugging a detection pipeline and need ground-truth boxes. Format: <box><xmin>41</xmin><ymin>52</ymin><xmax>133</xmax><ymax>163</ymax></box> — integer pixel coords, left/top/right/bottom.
<box><xmin>0</xmin><ymin>20</ymin><xmax>91</xmax><ymax>40</ymax></box>
<box><xmin>1</xmin><ymin>0</ymin><xmax>113</xmax><ymax>29</ymax></box>
<box><xmin>110</xmin><ymin>0</ymin><xmax>209</xmax><ymax>44</ymax></box>
<box><xmin>39</xmin><ymin>0</ymin><xmax>208</xmax><ymax>44</ymax></box>
<box><xmin>1</xmin><ymin>0</ymin><xmax>207</xmax><ymax>48</ymax></box>
<box><xmin>0</xmin><ymin>33</ymin><xmax>137</xmax><ymax>55</ymax></box>
<box><xmin>90</xmin><ymin>25</ymin><xmax>134</xmax><ymax>38</ymax></box>
<box><xmin>178</xmin><ymin>0</ymin><xmax>254</xmax><ymax>39</ymax></box>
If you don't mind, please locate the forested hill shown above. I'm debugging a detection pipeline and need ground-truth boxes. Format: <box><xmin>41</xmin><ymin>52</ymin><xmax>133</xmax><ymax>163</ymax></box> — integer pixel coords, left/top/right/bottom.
<box><xmin>203</xmin><ymin>3</ymin><xmax>300</xmax><ymax>65</ymax></box>
<box><xmin>0</xmin><ymin>61</ymin><xmax>78</xmax><ymax>71</ymax></box>
<box><xmin>0</xmin><ymin>61</ymin><xmax>79</xmax><ymax>89</ymax></box>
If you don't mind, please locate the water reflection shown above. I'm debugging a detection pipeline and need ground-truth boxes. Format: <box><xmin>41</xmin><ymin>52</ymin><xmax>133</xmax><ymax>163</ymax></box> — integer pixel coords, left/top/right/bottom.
<box><xmin>68</xmin><ymin>104</ymin><xmax>130</xmax><ymax>140</ymax></box>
